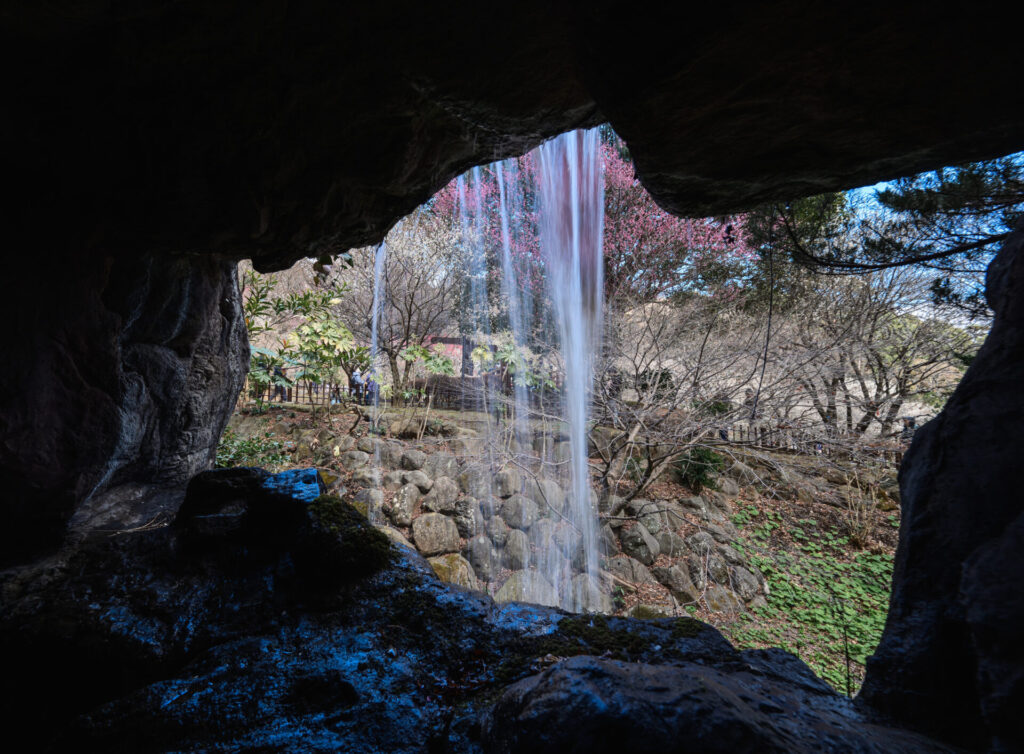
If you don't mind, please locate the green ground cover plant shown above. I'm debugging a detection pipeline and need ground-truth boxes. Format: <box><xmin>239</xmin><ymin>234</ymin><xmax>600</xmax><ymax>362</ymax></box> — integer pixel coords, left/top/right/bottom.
<box><xmin>215</xmin><ymin>429</ymin><xmax>290</xmax><ymax>471</ymax></box>
<box><xmin>721</xmin><ymin>506</ymin><xmax>894</xmax><ymax>695</ymax></box>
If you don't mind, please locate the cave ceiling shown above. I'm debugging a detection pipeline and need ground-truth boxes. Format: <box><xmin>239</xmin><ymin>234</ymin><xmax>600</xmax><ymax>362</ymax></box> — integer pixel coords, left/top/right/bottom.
<box><xmin>5</xmin><ymin>2</ymin><xmax>1022</xmax><ymax>271</ymax></box>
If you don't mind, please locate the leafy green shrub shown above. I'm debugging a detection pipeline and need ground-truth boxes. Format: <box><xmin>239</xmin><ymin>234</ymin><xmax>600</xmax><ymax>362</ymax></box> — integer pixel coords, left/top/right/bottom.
<box><xmin>216</xmin><ymin>429</ymin><xmax>289</xmax><ymax>470</ymax></box>
<box><xmin>611</xmin><ymin>586</ymin><xmax>626</xmax><ymax>610</ymax></box>
<box><xmin>674</xmin><ymin>446</ymin><xmax>724</xmax><ymax>492</ymax></box>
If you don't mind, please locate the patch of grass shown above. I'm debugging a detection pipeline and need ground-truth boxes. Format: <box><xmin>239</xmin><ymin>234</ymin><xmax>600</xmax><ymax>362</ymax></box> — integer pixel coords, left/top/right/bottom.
<box><xmin>731</xmin><ymin>504</ymin><xmax>760</xmax><ymax>526</ymax></box>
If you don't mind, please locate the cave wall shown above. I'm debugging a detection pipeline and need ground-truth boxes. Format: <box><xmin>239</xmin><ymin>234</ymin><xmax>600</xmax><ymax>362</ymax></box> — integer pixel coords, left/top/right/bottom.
<box><xmin>2</xmin><ymin>4</ymin><xmax>1024</xmax><ymax>746</ymax></box>
<box><xmin>861</xmin><ymin>220</ymin><xmax>1024</xmax><ymax>751</ymax></box>
<box><xmin>0</xmin><ymin>253</ymin><xmax>247</xmax><ymax>563</ymax></box>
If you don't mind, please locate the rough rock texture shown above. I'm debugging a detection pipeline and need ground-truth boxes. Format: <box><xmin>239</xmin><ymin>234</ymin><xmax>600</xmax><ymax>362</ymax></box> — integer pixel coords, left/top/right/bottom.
<box><xmin>619</xmin><ymin>523</ymin><xmax>660</xmax><ymax>566</ymax></box>
<box><xmin>861</xmin><ymin>222</ymin><xmax>1024</xmax><ymax>751</ymax></box>
<box><xmin>459</xmin><ymin>467</ymin><xmax>492</xmax><ymax>499</ymax></box>
<box><xmin>501</xmin><ymin>495</ymin><xmax>539</xmax><ymax>531</ymax></box>
<box><xmin>493</xmin><ymin>469</ymin><xmax>522</xmax><ymax>498</ymax></box>
<box><xmin>704</xmin><ymin>584</ymin><xmax>745</xmax><ymax>613</ymax></box>
<box><xmin>340</xmin><ymin>450</ymin><xmax>371</xmax><ymax>470</ymax></box>
<box><xmin>411</xmin><ymin>513</ymin><xmax>461</xmax><ymax>556</ymax></box>
<box><xmin>400</xmin><ymin>449</ymin><xmax>427</xmax><ymax>471</ymax></box>
<box><xmin>0</xmin><ymin>253</ymin><xmax>247</xmax><ymax>563</ymax></box>
<box><xmin>488</xmin><ymin>516</ymin><xmax>511</xmax><ymax>548</ymax></box>
<box><xmin>2</xmin><ymin>6</ymin><xmax>1023</xmax><ymax>749</ymax></box>
<box><xmin>0</xmin><ymin>468</ymin><xmax>961</xmax><ymax>752</ymax></box>
<box><xmin>402</xmin><ymin>469</ymin><xmax>434</xmax><ymax>493</ymax></box>
<box><xmin>453</xmin><ymin>497</ymin><xmax>482</xmax><ymax>538</ymax></box>
<box><xmin>605</xmin><ymin>556</ymin><xmax>658</xmax><ymax>591</ymax></box>
<box><xmin>382</xmin><ymin>470</ymin><xmax>405</xmax><ymax>490</ymax></box>
<box><xmin>465</xmin><ymin>534</ymin><xmax>499</xmax><ymax>582</ymax></box>
<box><xmin>423</xmin><ymin>452</ymin><xmax>459</xmax><ymax>480</ymax></box>
<box><xmin>422</xmin><ymin>476</ymin><xmax>459</xmax><ymax>513</ymax></box>
<box><xmin>504</xmin><ymin>529</ymin><xmax>532</xmax><ymax>570</ymax></box>
<box><xmin>653</xmin><ymin>565</ymin><xmax>700</xmax><ymax>603</ymax></box>
<box><xmin>388</xmin><ymin>483</ymin><xmax>421</xmax><ymax>527</ymax></box>
<box><xmin>523</xmin><ymin>478</ymin><xmax>566</xmax><ymax>515</ymax></box>
<box><xmin>485</xmin><ymin>654</ymin><xmax>951</xmax><ymax>754</ymax></box>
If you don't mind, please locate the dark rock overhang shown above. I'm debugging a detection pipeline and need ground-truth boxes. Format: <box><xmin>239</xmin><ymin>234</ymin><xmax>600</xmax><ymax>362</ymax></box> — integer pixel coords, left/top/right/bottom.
<box><xmin>4</xmin><ymin>2</ymin><xmax>1022</xmax><ymax>270</ymax></box>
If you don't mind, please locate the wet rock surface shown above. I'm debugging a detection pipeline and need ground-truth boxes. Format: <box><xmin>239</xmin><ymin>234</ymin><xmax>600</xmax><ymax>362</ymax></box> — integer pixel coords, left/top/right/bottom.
<box><xmin>0</xmin><ymin>253</ymin><xmax>247</xmax><ymax>564</ymax></box>
<box><xmin>0</xmin><ymin>471</ymin><xmax>955</xmax><ymax>752</ymax></box>
<box><xmin>861</xmin><ymin>222</ymin><xmax>1024</xmax><ymax>750</ymax></box>
<box><xmin>485</xmin><ymin>654</ymin><xmax>953</xmax><ymax>754</ymax></box>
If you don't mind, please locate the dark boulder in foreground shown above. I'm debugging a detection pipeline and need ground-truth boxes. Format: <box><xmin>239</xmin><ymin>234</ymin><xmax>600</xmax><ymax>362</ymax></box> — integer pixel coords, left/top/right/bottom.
<box><xmin>0</xmin><ymin>469</ymin><xmax>952</xmax><ymax>752</ymax></box>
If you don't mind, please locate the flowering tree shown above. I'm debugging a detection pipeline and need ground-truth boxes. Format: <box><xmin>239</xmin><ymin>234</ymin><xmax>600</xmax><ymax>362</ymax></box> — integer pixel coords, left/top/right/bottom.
<box><xmin>430</xmin><ymin>130</ymin><xmax>755</xmax><ymax>311</ymax></box>
<box><xmin>601</xmin><ymin>138</ymin><xmax>756</xmax><ymax>302</ymax></box>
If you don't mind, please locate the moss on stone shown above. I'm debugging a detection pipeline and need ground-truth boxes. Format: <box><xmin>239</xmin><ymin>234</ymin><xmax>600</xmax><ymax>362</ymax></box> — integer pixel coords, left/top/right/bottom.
<box><xmin>307</xmin><ymin>494</ymin><xmax>395</xmax><ymax>577</ymax></box>
<box><xmin>350</xmin><ymin>498</ymin><xmax>370</xmax><ymax>518</ymax></box>
<box><xmin>553</xmin><ymin>615</ymin><xmax>653</xmax><ymax>656</ymax></box>
<box><xmin>671</xmin><ymin>617</ymin><xmax>706</xmax><ymax>639</ymax></box>
<box><xmin>428</xmin><ymin>554</ymin><xmax>478</xmax><ymax>589</ymax></box>
<box><xmin>630</xmin><ymin>605</ymin><xmax>671</xmax><ymax>620</ymax></box>
<box><xmin>493</xmin><ymin>614</ymin><xmax>657</xmax><ymax>684</ymax></box>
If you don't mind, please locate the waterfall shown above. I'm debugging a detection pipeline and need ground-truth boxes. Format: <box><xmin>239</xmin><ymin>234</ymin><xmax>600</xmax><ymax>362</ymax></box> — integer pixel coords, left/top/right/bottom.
<box><xmin>537</xmin><ymin>129</ymin><xmax>605</xmax><ymax>610</ymax></box>
<box><xmin>496</xmin><ymin>159</ymin><xmax>533</xmax><ymax>451</ymax></box>
<box><xmin>367</xmin><ymin>241</ymin><xmax>388</xmax><ymax>523</ymax></box>
<box><xmin>441</xmin><ymin>128</ymin><xmax>606</xmax><ymax>612</ymax></box>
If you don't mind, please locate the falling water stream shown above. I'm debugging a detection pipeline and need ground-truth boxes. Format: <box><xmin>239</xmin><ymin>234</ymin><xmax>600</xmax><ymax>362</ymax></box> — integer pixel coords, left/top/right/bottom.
<box><xmin>537</xmin><ymin>129</ymin><xmax>605</xmax><ymax>609</ymax></box>
<box><xmin>367</xmin><ymin>241</ymin><xmax>388</xmax><ymax>524</ymax></box>
<box><xmin>372</xmin><ymin>129</ymin><xmax>605</xmax><ymax>611</ymax></box>
<box><xmin>471</xmin><ymin>129</ymin><xmax>604</xmax><ymax>610</ymax></box>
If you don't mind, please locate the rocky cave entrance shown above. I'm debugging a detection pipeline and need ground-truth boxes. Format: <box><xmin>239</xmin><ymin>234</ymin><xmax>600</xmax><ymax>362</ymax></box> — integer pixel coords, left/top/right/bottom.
<box><xmin>224</xmin><ymin>128</ymin><xmax>988</xmax><ymax>700</ymax></box>
<box><xmin>2</xmin><ymin>4</ymin><xmax>1023</xmax><ymax>751</ymax></box>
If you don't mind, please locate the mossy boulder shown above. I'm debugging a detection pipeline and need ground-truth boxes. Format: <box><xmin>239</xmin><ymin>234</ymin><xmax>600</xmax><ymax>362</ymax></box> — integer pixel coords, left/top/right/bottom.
<box><xmin>428</xmin><ymin>553</ymin><xmax>479</xmax><ymax>590</ymax></box>
<box><xmin>703</xmin><ymin>584</ymin><xmax>744</xmax><ymax>613</ymax></box>
<box><xmin>378</xmin><ymin>525</ymin><xmax>414</xmax><ymax>550</ymax></box>
<box><xmin>301</xmin><ymin>495</ymin><xmax>395</xmax><ymax>583</ymax></box>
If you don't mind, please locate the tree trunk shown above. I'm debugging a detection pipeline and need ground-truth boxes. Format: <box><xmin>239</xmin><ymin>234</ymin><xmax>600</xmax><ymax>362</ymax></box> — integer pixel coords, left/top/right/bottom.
<box><xmin>388</xmin><ymin>353</ymin><xmax>402</xmax><ymax>404</ymax></box>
